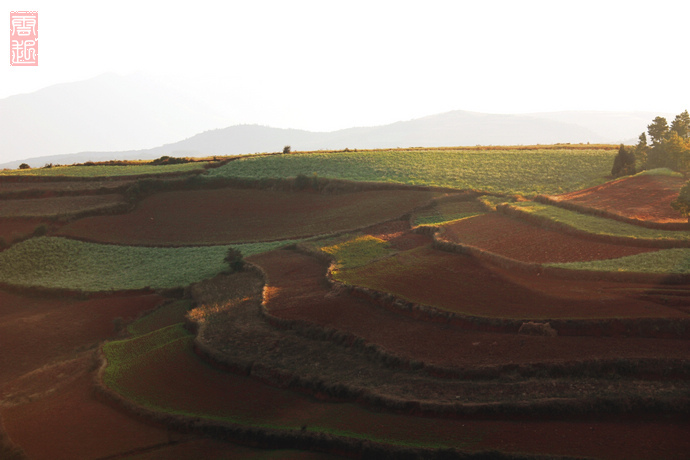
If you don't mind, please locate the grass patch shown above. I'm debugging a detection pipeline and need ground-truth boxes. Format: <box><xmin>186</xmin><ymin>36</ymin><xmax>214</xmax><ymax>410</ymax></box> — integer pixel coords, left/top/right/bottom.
<box><xmin>320</xmin><ymin>235</ymin><xmax>394</xmax><ymax>271</ymax></box>
<box><xmin>412</xmin><ymin>198</ymin><xmax>486</xmax><ymax>226</ymax></box>
<box><xmin>506</xmin><ymin>201</ymin><xmax>690</xmax><ymax>243</ymax></box>
<box><xmin>127</xmin><ymin>300</ymin><xmax>193</xmax><ymax>337</ymax></box>
<box><xmin>636</xmin><ymin>168</ymin><xmax>684</xmax><ymax>177</ymax></box>
<box><xmin>206</xmin><ymin>148</ymin><xmax>614</xmax><ymax>196</ymax></box>
<box><xmin>0</xmin><ymin>237</ymin><xmax>296</xmax><ymax>291</ymax></box>
<box><xmin>0</xmin><ymin>194</ymin><xmax>126</xmax><ymax>218</ymax></box>
<box><xmin>0</xmin><ymin>162</ymin><xmax>208</xmax><ymax>177</ymax></box>
<box><xmin>547</xmin><ymin>248</ymin><xmax>690</xmax><ymax>274</ymax></box>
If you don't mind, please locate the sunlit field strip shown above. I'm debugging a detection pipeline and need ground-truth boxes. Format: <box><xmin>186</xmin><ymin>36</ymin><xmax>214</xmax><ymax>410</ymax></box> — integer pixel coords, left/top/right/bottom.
<box><xmin>547</xmin><ymin>248</ymin><xmax>690</xmax><ymax>274</ymax></box>
<box><xmin>505</xmin><ymin>201</ymin><xmax>690</xmax><ymax>243</ymax></box>
<box><xmin>207</xmin><ymin>148</ymin><xmax>615</xmax><ymax>196</ymax></box>
<box><xmin>0</xmin><ymin>162</ymin><xmax>208</xmax><ymax>177</ymax></box>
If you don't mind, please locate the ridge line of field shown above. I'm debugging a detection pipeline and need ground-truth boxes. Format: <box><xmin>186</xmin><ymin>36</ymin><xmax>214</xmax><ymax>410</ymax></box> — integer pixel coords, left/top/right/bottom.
<box><xmin>534</xmin><ymin>194</ymin><xmax>689</xmax><ymax>231</ymax></box>
<box><xmin>498</xmin><ymin>202</ymin><xmax>690</xmax><ymax>248</ymax></box>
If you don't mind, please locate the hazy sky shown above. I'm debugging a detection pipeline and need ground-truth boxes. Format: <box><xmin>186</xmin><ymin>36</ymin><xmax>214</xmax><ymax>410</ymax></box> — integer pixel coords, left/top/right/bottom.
<box><xmin>5</xmin><ymin>0</ymin><xmax>689</xmax><ymax>131</ymax></box>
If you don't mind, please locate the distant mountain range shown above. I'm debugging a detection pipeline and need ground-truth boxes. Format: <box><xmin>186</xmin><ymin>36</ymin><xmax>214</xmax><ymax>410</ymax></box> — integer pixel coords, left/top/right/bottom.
<box><xmin>0</xmin><ymin>74</ymin><xmax>673</xmax><ymax>169</ymax></box>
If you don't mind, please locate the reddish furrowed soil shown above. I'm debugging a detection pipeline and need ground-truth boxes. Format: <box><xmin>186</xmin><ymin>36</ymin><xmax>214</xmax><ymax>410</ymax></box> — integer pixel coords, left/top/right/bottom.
<box><xmin>107</xmin><ymin>330</ymin><xmax>690</xmax><ymax>460</ymax></box>
<box><xmin>0</xmin><ymin>290</ymin><xmax>164</xmax><ymax>386</ymax></box>
<box><xmin>0</xmin><ymin>194</ymin><xmax>127</xmax><ymax>218</ymax></box>
<box><xmin>548</xmin><ymin>174</ymin><xmax>686</xmax><ymax>224</ymax></box>
<box><xmin>0</xmin><ymin>288</ymin><xmax>335</xmax><ymax>460</ymax></box>
<box><xmin>341</xmin><ymin>245</ymin><xmax>690</xmax><ymax>320</ymax></box>
<box><xmin>250</xmin><ymin>249</ymin><xmax>690</xmax><ymax>370</ymax></box>
<box><xmin>1</xmin><ymin>356</ymin><xmax>171</xmax><ymax>460</ymax></box>
<box><xmin>441</xmin><ymin>213</ymin><xmax>657</xmax><ymax>263</ymax></box>
<box><xmin>56</xmin><ymin>188</ymin><xmax>434</xmax><ymax>245</ymax></box>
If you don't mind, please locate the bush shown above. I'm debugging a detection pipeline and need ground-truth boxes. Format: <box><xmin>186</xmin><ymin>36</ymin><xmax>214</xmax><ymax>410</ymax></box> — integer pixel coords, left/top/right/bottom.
<box><xmin>224</xmin><ymin>248</ymin><xmax>245</xmax><ymax>273</ymax></box>
<box><xmin>611</xmin><ymin>144</ymin><xmax>636</xmax><ymax>177</ymax></box>
<box><xmin>294</xmin><ymin>174</ymin><xmax>311</xmax><ymax>190</ymax></box>
<box><xmin>671</xmin><ymin>180</ymin><xmax>690</xmax><ymax>222</ymax></box>
<box><xmin>283</xmin><ymin>145</ymin><xmax>291</xmax><ymax>154</ymax></box>
<box><xmin>33</xmin><ymin>224</ymin><xmax>48</xmax><ymax>237</ymax></box>
<box><xmin>151</xmin><ymin>156</ymin><xmax>190</xmax><ymax>166</ymax></box>
<box><xmin>18</xmin><ymin>163</ymin><xmax>30</xmax><ymax>170</ymax></box>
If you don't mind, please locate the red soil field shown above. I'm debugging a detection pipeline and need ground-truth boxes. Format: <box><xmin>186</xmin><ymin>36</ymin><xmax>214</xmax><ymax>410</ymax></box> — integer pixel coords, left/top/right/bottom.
<box><xmin>250</xmin><ymin>249</ymin><xmax>690</xmax><ymax>370</ymax></box>
<box><xmin>56</xmin><ymin>188</ymin><xmax>434</xmax><ymax>245</ymax></box>
<box><xmin>548</xmin><ymin>174</ymin><xmax>686</xmax><ymax>224</ymax></box>
<box><xmin>0</xmin><ymin>290</ymin><xmax>165</xmax><ymax>386</ymax></box>
<box><xmin>441</xmin><ymin>213</ymin><xmax>657</xmax><ymax>263</ymax></box>
<box><xmin>104</xmin><ymin>325</ymin><xmax>690</xmax><ymax>460</ymax></box>
<box><xmin>340</xmin><ymin>245</ymin><xmax>689</xmax><ymax>320</ymax></box>
<box><xmin>1</xmin><ymin>356</ymin><xmax>171</xmax><ymax>460</ymax></box>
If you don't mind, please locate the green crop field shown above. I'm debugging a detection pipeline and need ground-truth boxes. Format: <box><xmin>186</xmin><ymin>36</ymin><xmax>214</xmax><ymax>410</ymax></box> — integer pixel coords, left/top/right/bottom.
<box><xmin>0</xmin><ymin>237</ymin><xmax>299</xmax><ymax>291</ymax></box>
<box><xmin>548</xmin><ymin>248</ymin><xmax>690</xmax><ymax>274</ymax></box>
<box><xmin>0</xmin><ymin>162</ymin><xmax>208</xmax><ymax>177</ymax></box>
<box><xmin>207</xmin><ymin>148</ymin><xmax>615</xmax><ymax>196</ymax></box>
<box><xmin>319</xmin><ymin>235</ymin><xmax>395</xmax><ymax>271</ymax></box>
<box><xmin>505</xmin><ymin>201</ymin><xmax>690</xmax><ymax>243</ymax></box>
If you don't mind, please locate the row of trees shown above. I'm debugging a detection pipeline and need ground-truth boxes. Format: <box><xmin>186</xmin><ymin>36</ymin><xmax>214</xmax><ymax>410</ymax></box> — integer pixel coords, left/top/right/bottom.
<box><xmin>611</xmin><ymin>110</ymin><xmax>690</xmax><ymax>177</ymax></box>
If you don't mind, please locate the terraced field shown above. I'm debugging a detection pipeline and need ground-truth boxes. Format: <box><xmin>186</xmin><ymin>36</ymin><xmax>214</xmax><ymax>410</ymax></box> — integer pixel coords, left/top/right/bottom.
<box><xmin>543</xmin><ymin>170</ymin><xmax>686</xmax><ymax>225</ymax></box>
<box><xmin>56</xmin><ymin>187</ymin><xmax>435</xmax><ymax>245</ymax></box>
<box><xmin>2</xmin><ymin>150</ymin><xmax>689</xmax><ymax>459</ymax></box>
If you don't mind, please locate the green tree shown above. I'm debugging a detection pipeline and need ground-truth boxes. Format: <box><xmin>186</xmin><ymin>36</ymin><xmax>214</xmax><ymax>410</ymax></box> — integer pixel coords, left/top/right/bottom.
<box><xmin>224</xmin><ymin>248</ymin><xmax>245</xmax><ymax>272</ymax></box>
<box><xmin>671</xmin><ymin>180</ymin><xmax>690</xmax><ymax>222</ymax></box>
<box><xmin>634</xmin><ymin>132</ymin><xmax>648</xmax><ymax>171</ymax></box>
<box><xmin>670</xmin><ymin>110</ymin><xmax>690</xmax><ymax>139</ymax></box>
<box><xmin>647</xmin><ymin>116</ymin><xmax>669</xmax><ymax>146</ymax></box>
<box><xmin>611</xmin><ymin>144</ymin><xmax>636</xmax><ymax>177</ymax></box>
<box><xmin>665</xmin><ymin>131</ymin><xmax>690</xmax><ymax>174</ymax></box>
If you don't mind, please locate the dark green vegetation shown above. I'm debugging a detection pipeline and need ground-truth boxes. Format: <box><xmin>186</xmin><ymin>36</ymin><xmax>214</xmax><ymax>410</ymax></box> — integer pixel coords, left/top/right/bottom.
<box><xmin>613</xmin><ymin>111</ymin><xmax>690</xmax><ymax>178</ymax></box>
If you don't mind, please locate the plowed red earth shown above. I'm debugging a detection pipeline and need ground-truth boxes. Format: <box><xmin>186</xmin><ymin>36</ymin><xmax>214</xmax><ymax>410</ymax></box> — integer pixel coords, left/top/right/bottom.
<box><xmin>342</xmin><ymin>245</ymin><xmax>689</xmax><ymax>320</ymax></box>
<box><xmin>442</xmin><ymin>213</ymin><xmax>657</xmax><ymax>263</ymax></box>
<box><xmin>55</xmin><ymin>188</ymin><xmax>434</xmax><ymax>245</ymax></box>
<box><xmin>548</xmin><ymin>174</ymin><xmax>686</xmax><ymax>224</ymax></box>
<box><xmin>1</xmin><ymin>356</ymin><xmax>171</xmax><ymax>460</ymax></box>
<box><xmin>250</xmin><ymin>249</ymin><xmax>690</xmax><ymax>370</ymax></box>
<box><xmin>0</xmin><ymin>290</ymin><xmax>164</xmax><ymax>386</ymax></box>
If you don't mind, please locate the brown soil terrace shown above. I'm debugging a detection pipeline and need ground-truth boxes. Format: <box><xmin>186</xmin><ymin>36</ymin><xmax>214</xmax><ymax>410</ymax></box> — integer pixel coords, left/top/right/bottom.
<box><xmin>440</xmin><ymin>213</ymin><xmax>657</xmax><ymax>264</ymax></box>
<box><xmin>545</xmin><ymin>174</ymin><xmax>687</xmax><ymax>226</ymax></box>
<box><xmin>251</xmin><ymin>248</ymin><xmax>690</xmax><ymax>372</ymax></box>
<box><xmin>55</xmin><ymin>187</ymin><xmax>435</xmax><ymax>245</ymax></box>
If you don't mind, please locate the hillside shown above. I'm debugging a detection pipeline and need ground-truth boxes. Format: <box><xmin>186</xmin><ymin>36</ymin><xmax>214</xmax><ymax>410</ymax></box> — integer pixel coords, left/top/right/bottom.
<box><xmin>1</xmin><ymin>147</ymin><xmax>689</xmax><ymax>459</ymax></box>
